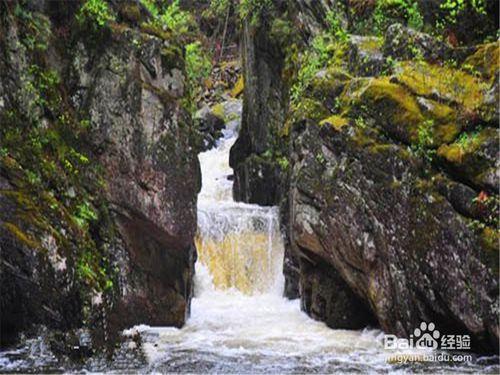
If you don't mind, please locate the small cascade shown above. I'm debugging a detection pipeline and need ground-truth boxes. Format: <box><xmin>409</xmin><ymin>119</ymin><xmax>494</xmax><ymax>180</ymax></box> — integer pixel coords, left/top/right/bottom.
<box><xmin>195</xmin><ymin>107</ymin><xmax>284</xmax><ymax>295</ymax></box>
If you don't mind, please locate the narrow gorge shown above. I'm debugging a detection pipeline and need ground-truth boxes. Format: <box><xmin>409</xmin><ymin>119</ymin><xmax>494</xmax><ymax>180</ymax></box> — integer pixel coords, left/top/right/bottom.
<box><xmin>0</xmin><ymin>0</ymin><xmax>499</xmax><ymax>373</ymax></box>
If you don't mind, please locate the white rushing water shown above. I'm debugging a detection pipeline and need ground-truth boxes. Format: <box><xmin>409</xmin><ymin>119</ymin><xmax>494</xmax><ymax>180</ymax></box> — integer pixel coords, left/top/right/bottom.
<box><xmin>136</xmin><ymin>105</ymin><xmax>390</xmax><ymax>372</ymax></box>
<box><xmin>130</xmin><ymin>100</ymin><xmax>498</xmax><ymax>373</ymax></box>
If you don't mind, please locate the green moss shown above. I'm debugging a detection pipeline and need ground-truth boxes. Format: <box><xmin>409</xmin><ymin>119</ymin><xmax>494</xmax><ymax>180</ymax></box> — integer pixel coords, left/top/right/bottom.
<box><xmin>307</xmin><ymin>67</ymin><xmax>352</xmax><ymax>105</ymax></box>
<box><xmin>230</xmin><ymin>75</ymin><xmax>245</xmax><ymax>98</ymax></box>
<box><xmin>140</xmin><ymin>22</ymin><xmax>172</xmax><ymax>40</ymax></box>
<box><xmin>319</xmin><ymin>115</ymin><xmax>349</xmax><ymax>130</ymax></box>
<box><xmin>343</xmin><ymin>77</ymin><xmax>424</xmax><ymax>144</ymax></box>
<box><xmin>395</xmin><ymin>61</ymin><xmax>488</xmax><ymax>112</ymax></box>
<box><xmin>3</xmin><ymin>222</ymin><xmax>41</xmax><ymax>249</ymax></box>
<box><xmin>463</xmin><ymin>42</ymin><xmax>499</xmax><ymax>83</ymax></box>
<box><xmin>358</xmin><ymin>36</ymin><xmax>383</xmax><ymax>52</ymax></box>
<box><xmin>437</xmin><ymin>127</ymin><xmax>494</xmax><ymax>164</ymax></box>
<box><xmin>432</xmin><ymin>122</ymin><xmax>461</xmax><ymax>145</ymax></box>
<box><xmin>414</xmin><ymin>98</ymin><xmax>460</xmax><ymax>146</ymax></box>
<box><xmin>211</xmin><ymin>103</ymin><xmax>226</xmax><ymax>121</ymax></box>
<box><xmin>291</xmin><ymin>98</ymin><xmax>330</xmax><ymax>123</ymax></box>
<box><xmin>437</xmin><ymin>127</ymin><xmax>497</xmax><ymax>187</ymax></box>
<box><xmin>419</xmin><ymin>99</ymin><xmax>455</xmax><ymax>123</ymax></box>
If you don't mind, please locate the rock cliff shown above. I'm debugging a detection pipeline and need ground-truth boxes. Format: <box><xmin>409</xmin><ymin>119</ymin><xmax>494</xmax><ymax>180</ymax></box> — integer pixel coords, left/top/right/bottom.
<box><xmin>0</xmin><ymin>1</ymin><xmax>199</xmax><ymax>350</ymax></box>
<box><xmin>288</xmin><ymin>32</ymin><xmax>499</xmax><ymax>354</ymax></box>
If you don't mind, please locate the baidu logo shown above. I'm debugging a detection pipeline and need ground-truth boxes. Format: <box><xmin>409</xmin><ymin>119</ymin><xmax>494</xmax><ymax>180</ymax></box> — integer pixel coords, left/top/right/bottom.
<box><xmin>414</xmin><ymin>322</ymin><xmax>440</xmax><ymax>349</ymax></box>
<box><xmin>384</xmin><ymin>322</ymin><xmax>470</xmax><ymax>351</ymax></box>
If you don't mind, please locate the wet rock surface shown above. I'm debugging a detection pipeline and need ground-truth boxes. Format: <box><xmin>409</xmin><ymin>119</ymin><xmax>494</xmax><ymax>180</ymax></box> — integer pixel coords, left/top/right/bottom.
<box><xmin>282</xmin><ymin>37</ymin><xmax>500</xmax><ymax>352</ymax></box>
<box><xmin>229</xmin><ymin>1</ymin><xmax>500</xmax><ymax>355</ymax></box>
<box><xmin>287</xmin><ymin>121</ymin><xmax>498</xmax><ymax>352</ymax></box>
<box><xmin>0</xmin><ymin>1</ymin><xmax>199</xmax><ymax>352</ymax></box>
<box><xmin>229</xmin><ymin>14</ymin><xmax>287</xmax><ymax>206</ymax></box>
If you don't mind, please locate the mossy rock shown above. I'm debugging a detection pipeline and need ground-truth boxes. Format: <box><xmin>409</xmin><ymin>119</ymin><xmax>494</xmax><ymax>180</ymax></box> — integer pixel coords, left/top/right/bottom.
<box><xmin>211</xmin><ymin>103</ymin><xmax>226</xmax><ymax>121</ymax></box>
<box><xmin>479</xmin><ymin>226</ymin><xmax>499</xmax><ymax>276</ymax></box>
<box><xmin>319</xmin><ymin>115</ymin><xmax>349</xmax><ymax>131</ymax></box>
<box><xmin>118</xmin><ymin>3</ymin><xmax>143</xmax><ymax>24</ymax></box>
<box><xmin>463</xmin><ymin>42</ymin><xmax>500</xmax><ymax>83</ymax></box>
<box><xmin>140</xmin><ymin>22</ymin><xmax>172</xmax><ymax>41</ymax></box>
<box><xmin>3</xmin><ymin>222</ymin><xmax>41</xmax><ymax>249</ymax></box>
<box><xmin>306</xmin><ymin>68</ymin><xmax>352</xmax><ymax>111</ymax></box>
<box><xmin>290</xmin><ymin>98</ymin><xmax>330</xmax><ymax>125</ymax></box>
<box><xmin>437</xmin><ymin>127</ymin><xmax>498</xmax><ymax>190</ymax></box>
<box><xmin>416</xmin><ymin>97</ymin><xmax>461</xmax><ymax>145</ymax></box>
<box><xmin>358</xmin><ymin>36</ymin><xmax>383</xmax><ymax>53</ymax></box>
<box><xmin>230</xmin><ymin>75</ymin><xmax>244</xmax><ymax>98</ymax></box>
<box><xmin>394</xmin><ymin>61</ymin><xmax>488</xmax><ymax>112</ymax></box>
<box><xmin>342</xmin><ymin>77</ymin><xmax>424</xmax><ymax>144</ymax></box>
<box><xmin>160</xmin><ymin>43</ymin><xmax>185</xmax><ymax>71</ymax></box>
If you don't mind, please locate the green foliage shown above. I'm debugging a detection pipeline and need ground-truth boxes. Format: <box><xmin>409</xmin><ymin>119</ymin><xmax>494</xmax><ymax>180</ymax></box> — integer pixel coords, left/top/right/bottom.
<box><xmin>417</xmin><ymin>119</ymin><xmax>434</xmax><ymax>147</ymax></box>
<box><xmin>456</xmin><ymin>128</ymin><xmax>481</xmax><ymax>149</ymax></box>
<box><xmin>325</xmin><ymin>11</ymin><xmax>349</xmax><ymax>43</ymax></box>
<box><xmin>77</xmin><ymin>0</ymin><xmax>115</xmax><ymax>28</ymax></box>
<box><xmin>289</xmin><ymin>47</ymin><xmax>322</xmax><ymax>106</ymax></box>
<box><xmin>355</xmin><ymin>116</ymin><xmax>368</xmax><ymax>129</ymax></box>
<box><xmin>289</xmin><ymin>26</ymin><xmax>347</xmax><ymax>108</ymax></box>
<box><xmin>159</xmin><ymin>0</ymin><xmax>195</xmax><ymax>35</ymax></box>
<box><xmin>14</xmin><ymin>4</ymin><xmax>51</xmax><ymax>51</ymax></box>
<box><xmin>270</xmin><ymin>17</ymin><xmax>296</xmax><ymax>47</ymax></box>
<box><xmin>140</xmin><ymin>0</ymin><xmax>195</xmax><ymax>39</ymax></box>
<box><xmin>185</xmin><ymin>41</ymin><xmax>211</xmax><ymax>113</ymax></box>
<box><xmin>374</xmin><ymin>0</ymin><xmax>423</xmax><ymax>33</ymax></box>
<box><xmin>413</xmin><ymin>119</ymin><xmax>436</xmax><ymax>161</ymax></box>
<box><xmin>277</xmin><ymin>156</ymin><xmax>289</xmax><ymax>171</ymax></box>
<box><xmin>140</xmin><ymin>0</ymin><xmax>160</xmax><ymax>18</ymax></box>
<box><xmin>73</xmin><ymin>201</ymin><xmax>98</xmax><ymax>228</ymax></box>
<box><xmin>186</xmin><ymin>42</ymin><xmax>211</xmax><ymax>84</ymax></box>
<box><xmin>439</xmin><ymin>0</ymin><xmax>486</xmax><ymax>26</ymax></box>
<box><xmin>206</xmin><ymin>0</ymin><xmax>231</xmax><ymax>18</ymax></box>
<box><xmin>405</xmin><ymin>1</ymin><xmax>424</xmax><ymax>30</ymax></box>
<box><xmin>287</xmin><ymin>9</ymin><xmax>350</xmax><ymax>110</ymax></box>
<box><xmin>239</xmin><ymin>0</ymin><xmax>273</xmax><ymax>25</ymax></box>
<box><xmin>76</xmin><ymin>247</ymin><xmax>114</xmax><ymax>292</ymax></box>
<box><xmin>315</xmin><ymin>153</ymin><xmax>326</xmax><ymax>164</ymax></box>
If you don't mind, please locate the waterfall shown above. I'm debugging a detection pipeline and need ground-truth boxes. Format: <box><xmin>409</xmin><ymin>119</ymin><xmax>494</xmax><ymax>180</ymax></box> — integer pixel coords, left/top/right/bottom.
<box><xmin>196</xmin><ymin>119</ymin><xmax>284</xmax><ymax>295</ymax></box>
<box><xmin>135</xmin><ymin>102</ymin><xmax>386</xmax><ymax>371</ymax></box>
<box><xmin>129</xmin><ymin>100</ymin><xmax>495</xmax><ymax>373</ymax></box>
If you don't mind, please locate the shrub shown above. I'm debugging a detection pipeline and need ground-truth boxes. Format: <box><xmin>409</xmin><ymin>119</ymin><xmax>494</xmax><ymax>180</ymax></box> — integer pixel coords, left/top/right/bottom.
<box><xmin>140</xmin><ymin>0</ymin><xmax>196</xmax><ymax>39</ymax></box>
<box><xmin>239</xmin><ymin>0</ymin><xmax>273</xmax><ymax>26</ymax></box>
<box><xmin>76</xmin><ymin>0</ymin><xmax>115</xmax><ymax>28</ymax></box>
<box><xmin>373</xmin><ymin>0</ymin><xmax>423</xmax><ymax>33</ymax></box>
<box><xmin>185</xmin><ymin>41</ymin><xmax>211</xmax><ymax>112</ymax></box>
<box><xmin>159</xmin><ymin>0</ymin><xmax>195</xmax><ymax>35</ymax></box>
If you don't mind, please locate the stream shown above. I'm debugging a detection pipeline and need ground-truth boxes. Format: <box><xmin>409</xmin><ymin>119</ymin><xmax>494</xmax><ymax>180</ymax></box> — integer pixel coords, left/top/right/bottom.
<box><xmin>0</xmin><ymin>100</ymin><xmax>498</xmax><ymax>374</ymax></box>
<box><xmin>131</xmin><ymin>100</ymin><xmax>499</xmax><ymax>374</ymax></box>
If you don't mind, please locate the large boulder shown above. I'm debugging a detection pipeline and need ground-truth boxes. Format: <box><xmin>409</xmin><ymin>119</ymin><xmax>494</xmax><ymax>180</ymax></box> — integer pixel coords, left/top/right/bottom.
<box><xmin>284</xmin><ymin>41</ymin><xmax>500</xmax><ymax>352</ymax></box>
<box><xmin>288</xmin><ymin>119</ymin><xmax>498</xmax><ymax>352</ymax></box>
<box><xmin>0</xmin><ymin>2</ymin><xmax>199</xmax><ymax>349</ymax></box>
